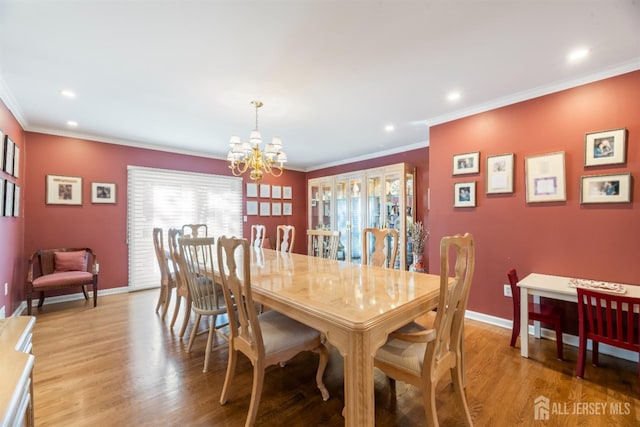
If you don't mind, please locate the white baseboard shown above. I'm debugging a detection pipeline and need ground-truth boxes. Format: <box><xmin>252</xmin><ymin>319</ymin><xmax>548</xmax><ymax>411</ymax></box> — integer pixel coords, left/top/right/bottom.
<box><xmin>466</xmin><ymin>309</ymin><xmax>639</xmax><ymax>363</ymax></box>
<box><xmin>19</xmin><ymin>286</ymin><xmax>131</xmax><ymax>315</ymax></box>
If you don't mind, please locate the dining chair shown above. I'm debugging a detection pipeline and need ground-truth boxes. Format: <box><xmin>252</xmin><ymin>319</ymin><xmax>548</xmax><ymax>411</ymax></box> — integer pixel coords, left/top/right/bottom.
<box><xmin>152</xmin><ymin>227</ymin><xmax>176</xmax><ymax>320</ymax></box>
<box><xmin>307</xmin><ymin>229</ymin><xmax>340</xmax><ymax>260</ymax></box>
<box><xmin>361</xmin><ymin>227</ymin><xmax>398</xmax><ymax>268</ymax></box>
<box><xmin>374</xmin><ymin>233</ymin><xmax>475</xmax><ymax>427</ymax></box>
<box><xmin>216</xmin><ymin>236</ymin><xmax>330</xmax><ymax>426</ymax></box>
<box><xmin>181</xmin><ymin>223</ymin><xmax>208</xmax><ymax>238</ymax></box>
<box><xmin>576</xmin><ymin>287</ymin><xmax>640</xmax><ymax>382</ymax></box>
<box><xmin>167</xmin><ymin>228</ymin><xmax>192</xmax><ymax>337</ymax></box>
<box><xmin>179</xmin><ymin>236</ymin><xmax>229</xmax><ymax>373</ymax></box>
<box><xmin>275</xmin><ymin>225</ymin><xmax>295</xmax><ymax>253</ymax></box>
<box><xmin>508</xmin><ymin>268</ymin><xmax>564</xmax><ymax>360</ymax></box>
<box><xmin>250</xmin><ymin>224</ymin><xmax>266</xmax><ymax>248</ymax></box>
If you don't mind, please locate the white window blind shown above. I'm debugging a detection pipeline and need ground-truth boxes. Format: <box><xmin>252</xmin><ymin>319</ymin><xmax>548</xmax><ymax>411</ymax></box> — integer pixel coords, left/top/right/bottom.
<box><xmin>127</xmin><ymin>166</ymin><xmax>242</xmax><ymax>290</ymax></box>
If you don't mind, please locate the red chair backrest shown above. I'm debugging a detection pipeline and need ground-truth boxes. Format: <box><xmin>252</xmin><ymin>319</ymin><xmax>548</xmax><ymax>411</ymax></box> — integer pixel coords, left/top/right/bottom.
<box><xmin>507</xmin><ymin>268</ymin><xmax>521</xmax><ymax>312</ymax></box>
<box><xmin>577</xmin><ymin>287</ymin><xmax>640</xmax><ymax>353</ymax></box>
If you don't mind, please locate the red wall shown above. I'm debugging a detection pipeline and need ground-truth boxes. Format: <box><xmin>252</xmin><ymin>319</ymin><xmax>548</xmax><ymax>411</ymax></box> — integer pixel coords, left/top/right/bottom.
<box><xmin>0</xmin><ymin>99</ymin><xmax>25</xmax><ymax>315</ymax></box>
<box><xmin>429</xmin><ymin>70</ymin><xmax>640</xmax><ymax>321</ymax></box>
<box><xmin>23</xmin><ymin>133</ymin><xmax>308</xmax><ymax>293</ymax></box>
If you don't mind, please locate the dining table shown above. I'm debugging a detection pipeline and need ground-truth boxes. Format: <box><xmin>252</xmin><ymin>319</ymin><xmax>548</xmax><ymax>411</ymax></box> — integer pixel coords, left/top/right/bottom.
<box><xmin>517</xmin><ymin>273</ymin><xmax>640</xmax><ymax>358</ymax></box>
<box><xmin>223</xmin><ymin>248</ymin><xmax>442</xmax><ymax>427</ymax></box>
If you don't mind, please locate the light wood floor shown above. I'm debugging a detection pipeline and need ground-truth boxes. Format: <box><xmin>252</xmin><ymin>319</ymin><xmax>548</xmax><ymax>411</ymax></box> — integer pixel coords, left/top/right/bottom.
<box><xmin>29</xmin><ymin>290</ymin><xmax>639</xmax><ymax>426</ymax></box>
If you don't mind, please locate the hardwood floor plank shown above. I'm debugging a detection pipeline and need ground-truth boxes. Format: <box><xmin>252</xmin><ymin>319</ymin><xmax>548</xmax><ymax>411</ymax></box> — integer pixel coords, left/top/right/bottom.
<box><xmin>29</xmin><ymin>290</ymin><xmax>640</xmax><ymax>426</ymax></box>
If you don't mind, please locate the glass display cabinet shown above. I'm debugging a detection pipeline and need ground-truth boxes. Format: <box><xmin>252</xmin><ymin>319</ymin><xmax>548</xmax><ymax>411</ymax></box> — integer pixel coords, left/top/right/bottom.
<box><xmin>308</xmin><ymin>163</ymin><xmax>415</xmax><ymax>269</ymax></box>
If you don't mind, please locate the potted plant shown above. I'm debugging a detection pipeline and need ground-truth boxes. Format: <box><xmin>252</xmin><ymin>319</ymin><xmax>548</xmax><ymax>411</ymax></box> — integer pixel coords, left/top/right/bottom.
<box><xmin>408</xmin><ymin>220</ymin><xmax>429</xmax><ymax>272</ymax></box>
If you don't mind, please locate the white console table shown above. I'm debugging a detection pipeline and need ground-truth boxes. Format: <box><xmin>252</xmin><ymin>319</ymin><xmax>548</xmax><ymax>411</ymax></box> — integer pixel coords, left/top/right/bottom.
<box><xmin>0</xmin><ymin>316</ymin><xmax>36</xmax><ymax>427</ymax></box>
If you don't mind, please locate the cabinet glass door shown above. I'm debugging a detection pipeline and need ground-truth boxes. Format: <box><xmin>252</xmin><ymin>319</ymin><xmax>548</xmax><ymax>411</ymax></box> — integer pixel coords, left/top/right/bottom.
<box><xmin>335</xmin><ymin>176</ymin><xmax>363</xmax><ymax>263</ymax></box>
<box><xmin>309</xmin><ymin>180</ymin><xmax>333</xmax><ymax>230</ymax></box>
<box><xmin>367</xmin><ymin>176</ymin><xmax>382</xmax><ymax>228</ymax></box>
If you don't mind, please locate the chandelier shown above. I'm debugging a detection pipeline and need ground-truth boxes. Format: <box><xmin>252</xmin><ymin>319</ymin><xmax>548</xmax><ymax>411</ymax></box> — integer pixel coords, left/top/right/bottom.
<box><xmin>227</xmin><ymin>100</ymin><xmax>288</xmax><ymax>181</ymax></box>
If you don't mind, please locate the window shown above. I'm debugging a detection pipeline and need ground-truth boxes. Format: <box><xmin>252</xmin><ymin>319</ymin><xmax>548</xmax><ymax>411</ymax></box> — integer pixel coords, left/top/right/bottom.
<box><xmin>127</xmin><ymin>166</ymin><xmax>242</xmax><ymax>290</ymax></box>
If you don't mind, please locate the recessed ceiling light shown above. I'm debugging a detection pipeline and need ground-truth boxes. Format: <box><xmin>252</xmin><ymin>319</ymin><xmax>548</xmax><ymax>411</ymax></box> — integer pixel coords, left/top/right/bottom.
<box><xmin>60</xmin><ymin>89</ymin><xmax>76</xmax><ymax>98</ymax></box>
<box><xmin>384</xmin><ymin>124</ymin><xmax>395</xmax><ymax>132</ymax></box>
<box><xmin>66</xmin><ymin>120</ymin><xmax>78</xmax><ymax>127</ymax></box>
<box><xmin>568</xmin><ymin>48</ymin><xmax>589</xmax><ymax>62</ymax></box>
<box><xmin>447</xmin><ymin>91</ymin><xmax>461</xmax><ymax>101</ymax></box>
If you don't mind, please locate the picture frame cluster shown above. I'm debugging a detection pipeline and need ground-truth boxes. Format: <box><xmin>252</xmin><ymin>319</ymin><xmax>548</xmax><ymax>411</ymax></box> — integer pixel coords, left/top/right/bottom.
<box><xmin>245</xmin><ymin>182</ymin><xmax>292</xmax><ymax>216</ymax></box>
<box><xmin>449</xmin><ymin>127</ymin><xmax>631</xmax><ymax>208</ymax></box>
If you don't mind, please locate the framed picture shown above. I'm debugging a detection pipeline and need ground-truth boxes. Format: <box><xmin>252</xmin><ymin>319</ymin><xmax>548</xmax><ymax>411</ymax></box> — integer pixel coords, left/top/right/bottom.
<box><xmin>272</xmin><ymin>202</ymin><xmax>282</xmax><ymax>216</ymax></box>
<box><xmin>0</xmin><ymin>130</ymin><xmax>4</xmax><ymax>173</ymax></box>
<box><xmin>259</xmin><ymin>201</ymin><xmax>270</xmax><ymax>216</ymax></box>
<box><xmin>283</xmin><ymin>202</ymin><xmax>292</xmax><ymax>216</ymax></box>
<box><xmin>580</xmin><ymin>173</ymin><xmax>631</xmax><ymax>204</ymax></box>
<box><xmin>4</xmin><ymin>135</ymin><xmax>14</xmax><ymax>175</ymax></box>
<box><xmin>453</xmin><ymin>152</ymin><xmax>480</xmax><ymax>175</ymax></box>
<box><xmin>259</xmin><ymin>184</ymin><xmax>270</xmax><ymax>198</ymax></box>
<box><xmin>584</xmin><ymin>128</ymin><xmax>626</xmax><ymax>167</ymax></box>
<box><xmin>46</xmin><ymin>174</ymin><xmax>83</xmax><ymax>205</ymax></box>
<box><xmin>246</xmin><ymin>183</ymin><xmax>258</xmax><ymax>198</ymax></box>
<box><xmin>525</xmin><ymin>152</ymin><xmax>566</xmax><ymax>203</ymax></box>
<box><xmin>246</xmin><ymin>200</ymin><xmax>258</xmax><ymax>215</ymax></box>
<box><xmin>486</xmin><ymin>153</ymin><xmax>514</xmax><ymax>194</ymax></box>
<box><xmin>283</xmin><ymin>186</ymin><xmax>292</xmax><ymax>199</ymax></box>
<box><xmin>13</xmin><ymin>184</ymin><xmax>20</xmax><ymax>217</ymax></box>
<box><xmin>12</xmin><ymin>144</ymin><xmax>19</xmax><ymax>178</ymax></box>
<box><xmin>4</xmin><ymin>180</ymin><xmax>14</xmax><ymax>216</ymax></box>
<box><xmin>91</xmin><ymin>182</ymin><xmax>116</xmax><ymax>203</ymax></box>
<box><xmin>271</xmin><ymin>185</ymin><xmax>282</xmax><ymax>199</ymax></box>
<box><xmin>454</xmin><ymin>181</ymin><xmax>476</xmax><ymax>207</ymax></box>
<box><xmin>0</xmin><ymin>178</ymin><xmax>4</xmax><ymax>215</ymax></box>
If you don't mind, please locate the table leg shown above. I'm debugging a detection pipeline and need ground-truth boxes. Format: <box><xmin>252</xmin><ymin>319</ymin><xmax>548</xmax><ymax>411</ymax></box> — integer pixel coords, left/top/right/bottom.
<box><xmin>520</xmin><ymin>286</ymin><xmax>529</xmax><ymax>357</ymax></box>
<box><xmin>342</xmin><ymin>340</ymin><xmax>375</xmax><ymax>426</ymax></box>
<box><xmin>532</xmin><ymin>295</ymin><xmax>541</xmax><ymax>338</ymax></box>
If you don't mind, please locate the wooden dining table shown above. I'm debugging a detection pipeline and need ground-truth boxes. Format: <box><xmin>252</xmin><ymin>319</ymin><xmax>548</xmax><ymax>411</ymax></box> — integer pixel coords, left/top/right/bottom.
<box><xmin>237</xmin><ymin>248</ymin><xmax>442</xmax><ymax>426</ymax></box>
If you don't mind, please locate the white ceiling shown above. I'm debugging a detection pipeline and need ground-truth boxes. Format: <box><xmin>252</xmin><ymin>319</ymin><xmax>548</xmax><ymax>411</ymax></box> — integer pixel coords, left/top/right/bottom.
<box><xmin>1</xmin><ymin>1</ymin><xmax>639</xmax><ymax>171</ymax></box>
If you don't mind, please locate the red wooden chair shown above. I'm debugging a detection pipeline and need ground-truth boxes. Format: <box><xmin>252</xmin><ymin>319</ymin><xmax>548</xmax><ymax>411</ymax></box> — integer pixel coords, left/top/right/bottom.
<box><xmin>576</xmin><ymin>287</ymin><xmax>640</xmax><ymax>381</ymax></box>
<box><xmin>508</xmin><ymin>269</ymin><xmax>564</xmax><ymax>359</ymax></box>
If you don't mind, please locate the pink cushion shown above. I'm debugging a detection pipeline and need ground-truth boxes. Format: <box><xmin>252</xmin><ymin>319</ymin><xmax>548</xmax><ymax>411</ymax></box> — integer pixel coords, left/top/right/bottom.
<box><xmin>32</xmin><ymin>271</ymin><xmax>93</xmax><ymax>289</ymax></box>
<box><xmin>54</xmin><ymin>251</ymin><xmax>87</xmax><ymax>272</ymax></box>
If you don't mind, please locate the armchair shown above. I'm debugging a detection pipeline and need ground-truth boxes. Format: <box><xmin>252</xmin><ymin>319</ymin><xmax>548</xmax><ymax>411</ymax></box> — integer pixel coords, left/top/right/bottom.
<box><xmin>26</xmin><ymin>248</ymin><xmax>98</xmax><ymax>314</ymax></box>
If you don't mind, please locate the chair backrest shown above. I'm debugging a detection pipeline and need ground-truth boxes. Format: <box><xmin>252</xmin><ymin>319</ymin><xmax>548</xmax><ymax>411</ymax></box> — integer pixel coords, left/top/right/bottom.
<box><xmin>178</xmin><ymin>236</ymin><xmax>224</xmax><ymax>313</ymax></box>
<box><xmin>167</xmin><ymin>228</ymin><xmax>187</xmax><ymax>293</ymax></box>
<box><xmin>362</xmin><ymin>228</ymin><xmax>399</xmax><ymax>268</ymax></box>
<box><xmin>507</xmin><ymin>268</ymin><xmax>522</xmax><ymax>314</ymax></box>
<box><xmin>152</xmin><ymin>228</ymin><xmax>172</xmax><ymax>285</ymax></box>
<box><xmin>181</xmin><ymin>223</ymin><xmax>208</xmax><ymax>238</ymax></box>
<box><xmin>275</xmin><ymin>225</ymin><xmax>295</xmax><ymax>253</ymax></box>
<box><xmin>426</xmin><ymin>233</ymin><xmax>475</xmax><ymax>370</ymax></box>
<box><xmin>250</xmin><ymin>224</ymin><xmax>266</xmax><ymax>248</ymax></box>
<box><xmin>307</xmin><ymin>229</ymin><xmax>341</xmax><ymax>260</ymax></box>
<box><xmin>217</xmin><ymin>236</ymin><xmax>265</xmax><ymax>358</ymax></box>
<box><xmin>577</xmin><ymin>287</ymin><xmax>640</xmax><ymax>353</ymax></box>
<box><xmin>33</xmin><ymin>247</ymin><xmax>94</xmax><ymax>276</ymax></box>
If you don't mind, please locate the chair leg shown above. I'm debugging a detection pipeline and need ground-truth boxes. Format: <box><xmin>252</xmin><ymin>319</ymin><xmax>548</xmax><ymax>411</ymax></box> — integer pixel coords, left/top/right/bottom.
<box><xmin>203</xmin><ymin>317</ymin><xmax>215</xmax><ymax>373</ymax></box>
<box><xmin>38</xmin><ymin>292</ymin><xmax>45</xmax><ymax>308</ymax></box>
<box><xmin>312</xmin><ymin>344</ymin><xmax>330</xmax><ymax>401</ymax></box>
<box><xmin>81</xmin><ymin>285</ymin><xmax>89</xmax><ymax>300</ymax></box>
<box><xmin>179</xmin><ymin>298</ymin><xmax>192</xmax><ymax>338</ymax></box>
<box><xmin>554</xmin><ymin>322</ymin><xmax>563</xmax><ymax>360</ymax></box>
<box><xmin>219</xmin><ymin>346</ymin><xmax>238</xmax><ymax>405</ymax></box>
<box><xmin>161</xmin><ymin>286</ymin><xmax>173</xmax><ymax>321</ymax></box>
<box><xmin>155</xmin><ymin>285</ymin><xmax>165</xmax><ymax>313</ymax></box>
<box><xmin>452</xmin><ymin>364</ymin><xmax>473</xmax><ymax>426</ymax></box>
<box><xmin>510</xmin><ymin>311</ymin><xmax>520</xmax><ymax>347</ymax></box>
<box><xmin>246</xmin><ymin>361</ymin><xmax>266</xmax><ymax>427</ymax></box>
<box><xmin>592</xmin><ymin>341</ymin><xmax>599</xmax><ymax>366</ymax></box>
<box><xmin>170</xmin><ymin>295</ymin><xmax>182</xmax><ymax>328</ymax></box>
<box><xmin>187</xmin><ymin>313</ymin><xmax>201</xmax><ymax>353</ymax></box>
<box><xmin>577</xmin><ymin>336</ymin><xmax>587</xmax><ymax>378</ymax></box>
<box><xmin>27</xmin><ymin>295</ymin><xmax>32</xmax><ymax>315</ymax></box>
<box><xmin>423</xmin><ymin>380</ymin><xmax>439</xmax><ymax>427</ymax></box>
<box><xmin>93</xmin><ymin>281</ymin><xmax>98</xmax><ymax>307</ymax></box>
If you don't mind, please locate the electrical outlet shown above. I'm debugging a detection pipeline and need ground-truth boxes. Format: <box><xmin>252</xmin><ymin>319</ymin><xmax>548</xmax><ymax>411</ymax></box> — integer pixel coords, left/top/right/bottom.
<box><xmin>503</xmin><ymin>284</ymin><xmax>512</xmax><ymax>297</ymax></box>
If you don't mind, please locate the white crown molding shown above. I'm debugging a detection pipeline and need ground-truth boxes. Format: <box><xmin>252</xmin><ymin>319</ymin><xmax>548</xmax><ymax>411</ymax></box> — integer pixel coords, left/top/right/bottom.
<box><xmin>0</xmin><ymin>75</ymin><xmax>27</xmax><ymax>127</ymax></box>
<box><xmin>426</xmin><ymin>58</ymin><xmax>640</xmax><ymax>127</ymax></box>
